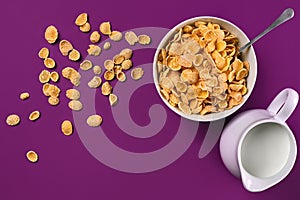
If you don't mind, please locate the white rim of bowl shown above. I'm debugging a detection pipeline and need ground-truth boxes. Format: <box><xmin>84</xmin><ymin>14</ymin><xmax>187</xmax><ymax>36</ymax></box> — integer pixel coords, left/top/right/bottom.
<box><xmin>153</xmin><ymin>16</ymin><xmax>257</xmax><ymax>122</ymax></box>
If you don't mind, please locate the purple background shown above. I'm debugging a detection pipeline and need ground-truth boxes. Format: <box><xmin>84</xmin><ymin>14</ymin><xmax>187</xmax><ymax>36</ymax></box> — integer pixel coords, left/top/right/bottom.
<box><xmin>1</xmin><ymin>0</ymin><xmax>300</xmax><ymax>199</ymax></box>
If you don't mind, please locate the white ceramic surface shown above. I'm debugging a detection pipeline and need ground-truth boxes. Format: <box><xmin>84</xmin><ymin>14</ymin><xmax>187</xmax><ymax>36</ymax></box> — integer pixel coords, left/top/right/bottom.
<box><xmin>220</xmin><ymin>88</ymin><xmax>299</xmax><ymax>192</ymax></box>
<box><xmin>153</xmin><ymin>16</ymin><xmax>257</xmax><ymax>121</ymax></box>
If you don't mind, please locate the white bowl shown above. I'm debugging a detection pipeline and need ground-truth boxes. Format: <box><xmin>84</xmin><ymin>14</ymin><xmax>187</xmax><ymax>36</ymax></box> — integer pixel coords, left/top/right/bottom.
<box><xmin>153</xmin><ymin>16</ymin><xmax>257</xmax><ymax>121</ymax></box>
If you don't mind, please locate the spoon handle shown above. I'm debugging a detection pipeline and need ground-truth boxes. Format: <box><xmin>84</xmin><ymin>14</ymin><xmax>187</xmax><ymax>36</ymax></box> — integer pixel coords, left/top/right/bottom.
<box><xmin>239</xmin><ymin>8</ymin><xmax>294</xmax><ymax>52</ymax></box>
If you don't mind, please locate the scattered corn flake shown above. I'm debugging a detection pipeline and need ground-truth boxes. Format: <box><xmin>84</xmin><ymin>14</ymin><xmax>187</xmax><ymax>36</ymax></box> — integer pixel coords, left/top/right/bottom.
<box><xmin>116</xmin><ymin>71</ymin><xmax>126</xmax><ymax>82</ymax></box>
<box><xmin>138</xmin><ymin>34</ymin><xmax>151</xmax><ymax>45</ymax></box>
<box><xmin>42</xmin><ymin>83</ymin><xmax>50</xmax><ymax>96</ymax></box>
<box><xmin>61</xmin><ymin>120</ymin><xmax>73</xmax><ymax>136</ymax></box>
<box><xmin>29</xmin><ymin>110</ymin><xmax>40</xmax><ymax>121</ymax></box>
<box><xmin>104</xmin><ymin>59</ymin><xmax>114</xmax><ymax>70</ymax></box>
<box><xmin>121</xmin><ymin>59</ymin><xmax>132</xmax><ymax>70</ymax></box>
<box><xmin>38</xmin><ymin>47</ymin><xmax>49</xmax><ymax>59</ymax></box>
<box><xmin>86</xmin><ymin>114</ymin><xmax>103</xmax><ymax>127</ymax></box>
<box><xmin>101</xmin><ymin>81</ymin><xmax>112</xmax><ymax>95</ymax></box>
<box><xmin>103</xmin><ymin>41</ymin><xmax>111</xmax><ymax>50</ymax></box>
<box><xmin>47</xmin><ymin>84</ymin><xmax>61</xmax><ymax>97</ymax></box>
<box><xmin>26</xmin><ymin>150</ymin><xmax>38</xmax><ymax>163</ymax></box>
<box><xmin>45</xmin><ymin>25</ymin><xmax>58</xmax><ymax>44</ymax></box>
<box><xmin>80</xmin><ymin>59</ymin><xmax>93</xmax><ymax>71</ymax></box>
<box><xmin>66</xmin><ymin>88</ymin><xmax>80</xmax><ymax>100</ymax></box>
<box><xmin>87</xmin><ymin>44</ymin><xmax>101</xmax><ymax>56</ymax></box>
<box><xmin>44</xmin><ymin>58</ymin><xmax>56</xmax><ymax>69</ymax></box>
<box><xmin>6</xmin><ymin>114</ymin><xmax>20</xmax><ymax>126</ymax></box>
<box><xmin>99</xmin><ymin>22</ymin><xmax>111</xmax><ymax>35</ymax></box>
<box><xmin>20</xmin><ymin>92</ymin><xmax>30</xmax><ymax>100</ymax></box>
<box><xmin>50</xmin><ymin>71</ymin><xmax>59</xmax><ymax>82</ymax></box>
<box><xmin>104</xmin><ymin>70</ymin><xmax>115</xmax><ymax>81</ymax></box>
<box><xmin>119</xmin><ymin>48</ymin><xmax>133</xmax><ymax>59</ymax></box>
<box><xmin>59</xmin><ymin>40</ymin><xmax>73</xmax><ymax>56</ymax></box>
<box><xmin>113</xmin><ymin>54</ymin><xmax>125</xmax><ymax>65</ymax></box>
<box><xmin>79</xmin><ymin>22</ymin><xmax>91</xmax><ymax>33</ymax></box>
<box><xmin>75</xmin><ymin>13</ymin><xmax>88</xmax><ymax>26</ymax></box>
<box><xmin>90</xmin><ymin>31</ymin><xmax>101</xmax><ymax>43</ymax></box>
<box><xmin>48</xmin><ymin>96</ymin><xmax>60</xmax><ymax>106</ymax></box>
<box><xmin>62</xmin><ymin>67</ymin><xmax>81</xmax><ymax>86</ymax></box>
<box><xmin>88</xmin><ymin>76</ymin><xmax>102</xmax><ymax>88</ymax></box>
<box><xmin>131</xmin><ymin>67</ymin><xmax>144</xmax><ymax>80</ymax></box>
<box><xmin>93</xmin><ymin>65</ymin><xmax>102</xmax><ymax>75</ymax></box>
<box><xmin>68</xmin><ymin>100</ymin><xmax>83</xmax><ymax>111</ymax></box>
<box><xmin>68</xmin><ymin>49</ymin><xmax>81</xmax><ymax>61</ymax></box>
<box><xmin>109</xmin><ymin>31</ymin><xmax>122</xmax><ymax>41</ymax></box>
<box><xmin>39</xmin><ymin>70</ymin><xmax>51</xmax><ymax>83</ymax></box>
<box><xmin>125</xmin><ymin>31</ymin><xmax>138</xmax><ymax>45</ymax></box>
<box><xmin>109</xmin><ymin>93</ymin><xmax>118</xmax><ymax>106</ymax></box>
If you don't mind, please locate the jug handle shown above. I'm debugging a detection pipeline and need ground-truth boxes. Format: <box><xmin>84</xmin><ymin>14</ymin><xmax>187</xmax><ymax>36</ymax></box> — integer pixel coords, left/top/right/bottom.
<box><xmin>267</xmin><ymin>88</ymin><xmax>299</xmax><ymax>122</ymax></box>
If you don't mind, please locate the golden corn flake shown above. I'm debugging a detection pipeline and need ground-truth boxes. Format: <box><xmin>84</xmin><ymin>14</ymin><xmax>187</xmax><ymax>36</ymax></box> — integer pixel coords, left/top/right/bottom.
<box><xmin>38</xmin><ymin>47</ymin><xmax>49</xmax><ymax>59</ymax></box>
<box><xmin>103</xmin><ymin>41</ymin><xmax>111</xmax><ymax>50</ymax></box>
<box><xmin>29</xmin><ymin>110</ymin><xmax>40</xmax><ymax>121</ymax></box>
<box><xmin>109</xmin><ymin>31</ymin><xmax>122</xmax><ymax>41</ymax></box>
<box><xmin>87</xmin><ymin>44</ymin><xmax>101</xmax><ymax>56</ymax></box>
<box><xmin>61</xmin><ymin>120</ymin><xmax>73</xmax><ymax>136</ymax></box>
<box><xmin>6</xmin><ymin>114</ymin><xmax>20</xmax><ymax>126</ymax></box>
<box><xmin>109</xmin><ymin>93</ymin><xmax>118</xmax><ymax>106</ymax></box>
<box><xmin>103</xmin><ymin>70</ymin><xmax>115</xmax><ymax>81</ymax></box>
<box><xmin>50</xmin><ymin>71</ymin><xmax>59</xmax><ymax>82</ymax></box>
<box><xmin>88</xmin><ymin>76</ymin><xmax>102</xmax><ymax>88</ymax></box>
<box><xmin>68</xmin><ymin>49</ymin><xmax>81</xmax><ymax>61</ymax></box>
<box><xmin>138</xmin><ymin>34</ymin><xmax>151</xmax><ymax>45</ymax></box>
<box><xmin>113</xmin><ymin>54</ymin><xmax>125</xmax><ymax>65</ymax></box>
<box><xmin>93</xmin><ymin>65</ymin><xmax>102</xmax><ymax>75</ymax></box>
<box><xmin>42</xmin><ymin>83</ymin><xmax>50</xmax><ymax>96</ymax></box>
<box><xmin>45</xmin><ymin>84</ymin><xmax>61</xmax><ymax>98</ymax></box>
<box><xmin>26</xmin><ymin>150</ymin><xmax>38</xmax><ymax>163</ymax></box>
<box><xmin>121</xmin><ymin>59</ymin><xmax>132</xmax><ymax>70</ymax></box>
<box><xmin>48</xmin><ymin>96</ymin><xmax>60</xmax><ymax>106</ymax></box>
<box><xmin>68</xmin><ymin>100</ymin><xmax>83</xmax><ymax>111</ymax></box>
<box><xmin>90</xmin><ymin>31</ymin><xmax>101</xmax><ymax>43</ymax></box>
<box><xmin>75</xmin><ymin>13</ymin><xmax>88</xmax><ymax>26</ymax></box>
<box><xmin>66</xmin><ymin>88</ymin><xmax>80</xmax><ymax>100</ymax></box>
<box><xmin>120</xmin><ymin>48</ymin><xmax>133</xmax><ymax>59</ymax></box>
<box><xmin>104</xmin><ymin>59</ymin><xmax>114</xmax><ymax>70</ymax></box>
<box><xmin>80</xmin><ymin>59</ymin><xmax>93</xmax><ymax>71</ymax></box>
<box><xmin>59</xmin><ymin>40</ymin><xmax>73</xmax><ymax>56</ymax></box>
<box><xmin>39</xmin><ymin>70</ymin><xmax>51</xmax><ymax>83</ymax></box>
<box><xmin>86</xmin><ymin>114</ymin><xmax>103</xmax><ymax>127</ymax></box>
<box><xmin>131</xmin><ymin>67</ymin><xmax>144</xmax><ymax>80</ymax></box>
<box><xmin>44</xmin><ymin>57</ymin><xmax>56</xmax><ymax>69</ymax></box>
<box><xmin>45</xmin><ymin>25</ymin><xmax>58</xmax><ymax>44</ymax></box>
<box><xmin>62</xmin><ymin>67</ymin><xmax>81</xmax><ymax>86</ymax></box>
<box><xmin>116</xmin><ymin>71</ymin><xmax>126</xmax><ymax>82</ymax></box>
<box><xmin>99</xmin><ymin>22</ymin><xmax>111</xmax><ymax>35</ymax></box>
<box><xmin>125</xmin><ymin>31</ymin><xmax>138</xmax><ymax>45</ymax></box>
<box><xmin>101</xmin><ymin>81</ymin><xmax>112</xmax><ymax>95</ymax></box>
<box><xmin>20</xmin><ymin>92</ymin><xmax>30</xmax><ymax>100</ymax></box>
<box><xmin>79</xmin><ymin>22</ymin><xmax>91</xmax><ymax>32</ymax></box>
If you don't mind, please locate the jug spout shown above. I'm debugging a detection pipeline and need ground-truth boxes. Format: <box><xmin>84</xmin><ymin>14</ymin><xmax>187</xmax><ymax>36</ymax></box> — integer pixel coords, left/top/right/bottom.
<box><xmin>239</xmin><ymin>166</ymin><xmax>274</xmax><ymax>192</ymax></box>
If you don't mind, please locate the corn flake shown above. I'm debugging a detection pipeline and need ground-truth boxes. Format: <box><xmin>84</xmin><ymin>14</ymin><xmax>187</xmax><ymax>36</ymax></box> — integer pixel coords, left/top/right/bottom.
<box><xmin>38</xmin><ymin>47</ymin><xmax>49</xmax><ymax>59</ymax></box>
<box><xmin>93</xmin><ymin>65</ymin><xmax>102</xmax><ymax>75</ymax></box>
<box><xmin>131</xmin><ymin>67</ymin><xmax>144</xmax><ymax>80</ymax></box>
<box><xmin>104</xmin><ymin>70</ymin><xmax>115</xmax><ymax>81</ymax></box>
<box><xmin>120</xmin><ymin>48</ymin><xmax>133</xmax><ymax>59</ymax></box>
<box><xmin>138</xmin><ymin>34</ymin><xmax>151</xmax><ymax>45</ymax></box>
<box><xmin>39</xmin><ymin>70</ymin><xmax>51</xmax><ymax>83</ymax></box>
<box><xmin>59</xmin><ymin>40</ymin><xmax>73</xmax><ymax>56</ymax></box>
<box><xmin>109</xmin><ymin>31</ymin><xmax>122</xmax><ymax>41</ymax></box>
<box><xmin>90</xmin><ymin>31</ymin><xmax>101</xmax><ymax>43</ymax></box>
<box><xmin>6</xmin><ymin>114</ymin><xmax>20</xmax><ymax>126</ymax></box>
<box><xmin>45</xmin><ymin>25</ymin><xmax>58</xmax><ymax>44</ymax></box>
<box><xmin>88</xmin><ymin>76</ymin><xmax>102</xmax><ymax>88</ymax></box>
<box><xmin>125</xmin><ymin>31</ymin><xmax>138</xmax><ymax>45</ymax></box>
<box><xmin>75</xmin><ymin>13</ymin><xmax>88</xmax><ymax>26</ymax></box>
<box><xmin>26</xmin><ymin>150</ymin><xmax>38</xmax><ymax>163</ymax></box>
<box><xmin>87</xmin><ymin>114</ymin><xmax>103</xmax><ymax>127</ymax></box>
<box><xmin>103</xmin><ymin>42</ymin><xmax>111</xmax><ymax>50</ymax></box>
<box><xmin>99</xmin><ymin>22</ymin><xmax>111</xmax><ymax>35</ymax></box>
<box><xmin>20</xmin><ymin>92</ymin><xmax>30</xmax><ymax>100</ymax></box>
<box><xmin>68</xmin><ymin>100</ymin><xmax>83</xmax><ymax>111</ymax></box>
<box><xmin>66</xmin><ymin>88</ymin><xmax>80</xmax><ymax>100</ymax></box>
<box><xmin>79</xmin><ymin>22</ymin><xmax>91</xmax><ymax>33</ymax></box>
<box><xmin>109</xmin><ymin>93</ymin><xmax>118</xmax><ymax>106</ymax></box>
<box><xmin>61</xmin><ymin>120</ymin><xmax>73</xmax><ymax>136</ymax></box>
<box><xmin>116</xmin><ymin>71</ymin><xmax>126</xmax><ymax>82</ymax></box>
<box><xmin>44</xmin><ymin>58</ymin><xmax>56</xmax><ymax>69</ymax></box>
<box><xmin>68</xmin><ymin>49</ymin><xmax>81</xmax><ymax>61</ymax></box>
<box><xmin>87</xmin><ymin>44</ymin><xmax>101</xmax><ymax>56</ymax></box>
<box><xmin>101</xmin><ymin>81</ymin><xmax>112</xmax><ymax>95</ymax></box>
<box><xmin>50</xmin><ymin>71</ymin><xmax>59</xmax><ymax>82</ymax></box>
<box><xmin>29</xmin><ymin>110</ymin><xmax>40</xmax><ymax>121</ymax></box>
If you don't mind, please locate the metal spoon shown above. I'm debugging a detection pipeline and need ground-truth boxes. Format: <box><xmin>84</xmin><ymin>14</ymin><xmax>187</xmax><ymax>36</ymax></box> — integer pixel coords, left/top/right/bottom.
<box><xmin>239</xmin><ymin>8</ymin><xmax>294</xmax><ymax>52</ymax></box>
